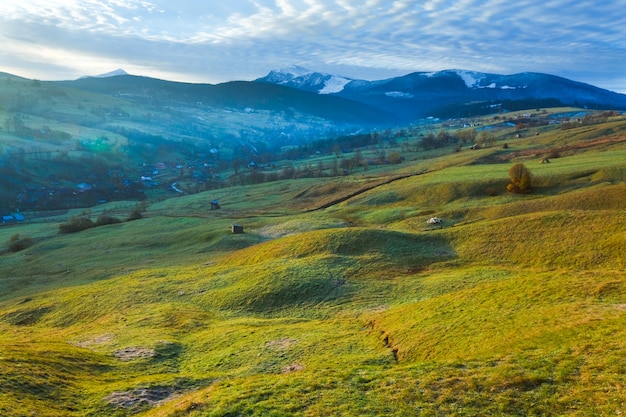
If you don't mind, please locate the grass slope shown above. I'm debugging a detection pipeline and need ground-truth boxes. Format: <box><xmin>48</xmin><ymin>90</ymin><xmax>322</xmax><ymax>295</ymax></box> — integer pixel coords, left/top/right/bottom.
<box><xmin>0</xmin><ymin>115</ymin><xmax>625</xmax><ymax>416</ymax></box>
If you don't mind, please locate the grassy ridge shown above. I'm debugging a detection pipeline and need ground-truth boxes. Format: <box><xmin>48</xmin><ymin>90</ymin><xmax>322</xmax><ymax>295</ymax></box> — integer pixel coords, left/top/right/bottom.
<box><xmin>1</xmin><ymin>115</ymin><xmax>625</xmax><ymax>415</ymax></box>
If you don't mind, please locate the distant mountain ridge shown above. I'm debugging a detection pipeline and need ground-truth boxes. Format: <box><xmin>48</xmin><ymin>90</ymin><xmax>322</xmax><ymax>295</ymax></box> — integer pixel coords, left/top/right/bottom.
<box><xmin>256</xmin><ymin>67</ymin><xmax>626</xmax><ymax>120</ymax></box>
<box><xmin>56</xmin><ymin>74</ymin><xmax>391</xmax><ymax>125</ymax></box>
<box><xmin>7</xmin><ymin>65</ymin><xmax>623</xmax><ymax>142</ymax></box>
<box><xmin>60</xmin><ymin>66</ymin><xmax>626</xmax><ymax>123</ymax></box>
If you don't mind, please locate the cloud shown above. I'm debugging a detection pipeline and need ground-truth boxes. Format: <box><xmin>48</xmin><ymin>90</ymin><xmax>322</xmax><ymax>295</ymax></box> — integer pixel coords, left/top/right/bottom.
<box><xmin>0</xmin><ymin>0</ymin><xmax>624</xmax><ymax>92</ymax></box>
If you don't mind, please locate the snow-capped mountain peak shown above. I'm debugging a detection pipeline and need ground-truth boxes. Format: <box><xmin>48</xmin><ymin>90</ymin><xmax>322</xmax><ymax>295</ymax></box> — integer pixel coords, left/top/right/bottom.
<box><xmin>256</xmin><ymin>66</ymin><xmax>354</xmax><ymax>94</ymax></box>
<box><xmin>81</xmin><ymin>68</ymin><xmax>129</xmax><ymax>79</ymax></box>
<box><xmin>260</xmin><ymin>66</ymin><xmax>313</xmax><ymax>84</ymax></box>
<box><xmin>277</xmin><ymin>65</ymin><xmax>313</xmax><ymax>78</ymax></box>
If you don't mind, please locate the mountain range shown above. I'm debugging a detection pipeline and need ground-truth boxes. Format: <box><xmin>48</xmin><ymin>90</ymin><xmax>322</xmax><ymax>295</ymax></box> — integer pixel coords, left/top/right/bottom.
<box><xmin>52</xmin><ymin>66</ymin><xmax>626</xmax><ymax>128</ymax></box>
<box><xmin>256</xmin><ymin>66</ymin><xmax>626</xmax><ymax>120</ymax></box>
<box><xmin>2</xmin><ymin>66</ymin><xmax>625</xmax><ymax>155</ymax></box>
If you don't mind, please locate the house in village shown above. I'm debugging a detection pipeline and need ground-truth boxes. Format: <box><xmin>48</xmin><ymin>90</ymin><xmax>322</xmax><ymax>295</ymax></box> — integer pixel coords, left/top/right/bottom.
<box><xmin>2</xmin><ymin>213</ymin><xmax>26</xmax><ymax>224</ymax></box>
<box><xmin>76</xmin><ymin>182</ymin><xmax>93</xmax><ymax>193</ymax></box>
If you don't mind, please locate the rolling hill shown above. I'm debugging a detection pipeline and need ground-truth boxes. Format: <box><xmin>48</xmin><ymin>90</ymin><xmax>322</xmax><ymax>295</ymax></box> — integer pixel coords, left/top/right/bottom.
<box><xmin>1</xmin><ymin>111</ymin><xmax>625</xmax><ymax>415</ymax></box>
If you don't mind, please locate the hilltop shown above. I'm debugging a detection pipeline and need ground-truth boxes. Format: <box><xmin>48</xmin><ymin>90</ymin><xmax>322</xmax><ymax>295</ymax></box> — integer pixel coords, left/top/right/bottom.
<box><xmin>1</xmin><ymin>111</ymin><xmax>625</xmax><ymax>415</ymax></box>
<box><xmin>81</xmin><ymin>69</ymin><xmax>130</xmax><ymax>78</ymax></box>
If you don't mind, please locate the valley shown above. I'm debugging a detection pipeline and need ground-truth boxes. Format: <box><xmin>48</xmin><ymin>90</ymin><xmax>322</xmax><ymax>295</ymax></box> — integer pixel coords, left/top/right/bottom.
<box><xmin>1</xmin><ymin>70</ymin><xmax>626</xmax><ymax>416</ymax></box>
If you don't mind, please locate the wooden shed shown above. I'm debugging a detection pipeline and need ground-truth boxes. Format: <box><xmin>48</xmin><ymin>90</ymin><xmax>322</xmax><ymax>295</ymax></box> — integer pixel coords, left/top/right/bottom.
<box><xmin>231</xmin><ymin>224</ymin><xmax>244</xmax><ymax>234</ymax></box>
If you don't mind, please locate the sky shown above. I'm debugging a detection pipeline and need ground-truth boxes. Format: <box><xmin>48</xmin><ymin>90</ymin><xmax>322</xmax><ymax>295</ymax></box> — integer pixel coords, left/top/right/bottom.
<box><xmin>1</xmin><ymin>0</ymin><xmax>625</xmax><ymax>93</ymax></box>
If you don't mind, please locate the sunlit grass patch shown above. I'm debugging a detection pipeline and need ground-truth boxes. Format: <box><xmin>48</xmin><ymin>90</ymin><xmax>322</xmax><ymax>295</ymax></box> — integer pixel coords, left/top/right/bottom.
<box><xmin>448</xmin><ymin>209</ymin><xmax>626</xmax><ymax>270</ymax></box>
<box><xmin>371</xmin><ymin>269</ymin><xmax>626</xmax><ymax>362</ymax></box>
<box><xmin>254</xmin><ymin>215</ymin><xmax>349</xmax><ymax>239</ymax></box>
<box><xmin>1</xmin><ymin>115</ymin><xmax>626</xmax><ymax>415</ymax></box>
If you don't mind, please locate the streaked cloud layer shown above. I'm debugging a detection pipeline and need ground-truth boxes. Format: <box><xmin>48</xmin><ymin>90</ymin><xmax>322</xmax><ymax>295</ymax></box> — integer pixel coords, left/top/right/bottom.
<box><xmin>1</xmin><ymin>0</ymin><xmax>624</xmax><ymax>92</ymax></box>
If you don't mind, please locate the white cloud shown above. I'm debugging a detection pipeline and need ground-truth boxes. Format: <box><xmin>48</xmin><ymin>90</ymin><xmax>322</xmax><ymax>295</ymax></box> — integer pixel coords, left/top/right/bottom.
<box><xmin>0</xmin><ymin>0</ymin><xmax>624</xmax><ymax>92</ymax></box>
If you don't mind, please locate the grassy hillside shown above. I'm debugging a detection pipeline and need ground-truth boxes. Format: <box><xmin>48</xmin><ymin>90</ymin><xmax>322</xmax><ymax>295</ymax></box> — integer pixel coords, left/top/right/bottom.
<box><xmin>1</xmin><ymin>115</ymin><xmax>625</xmax><ymax>416</ymax></box>
<box><xmin>0</xmin><ymin>71</ymin><xmax>394</xmax><ymax>213</ymax></box>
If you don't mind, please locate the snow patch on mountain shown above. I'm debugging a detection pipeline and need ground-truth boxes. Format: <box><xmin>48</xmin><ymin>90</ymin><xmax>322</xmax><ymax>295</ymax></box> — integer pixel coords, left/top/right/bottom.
<box><xmin>385</xmin><ymin>91</ymin><xmax>414</xmax><ymax>98</ymax></box>
<box><xmin>319</xmin><ymin>76</ymin><xmax>351</xmax><ymax>94</ymax></box>
<box><xmin>453</xmin><ymin>70</ymin><xmax>484</xmax><ymax>88</ymax></box>
<box><xmin>477</xmin><ymin>82</ymin><xmax>525</xmax><ymax>90</ymax></box>
<box><xmin>82</xmin><ymin>68</ymin><xmax>129</xmax><ymax>79</ymax></box>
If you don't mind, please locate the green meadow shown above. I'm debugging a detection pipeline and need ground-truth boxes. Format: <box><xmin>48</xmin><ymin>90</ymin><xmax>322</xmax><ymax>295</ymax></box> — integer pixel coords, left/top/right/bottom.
<box><xmin>1</xmin><ymin>112</ymin><xmax>626</xmax><ymax>416</ymax></box>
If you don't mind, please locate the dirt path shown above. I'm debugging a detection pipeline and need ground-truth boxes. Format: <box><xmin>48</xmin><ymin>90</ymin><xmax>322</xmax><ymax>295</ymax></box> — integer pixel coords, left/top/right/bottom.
<box><xmin>305</xmin><ymin>170</ymin><xmax>428</xmax><ymax>212</ymax></box>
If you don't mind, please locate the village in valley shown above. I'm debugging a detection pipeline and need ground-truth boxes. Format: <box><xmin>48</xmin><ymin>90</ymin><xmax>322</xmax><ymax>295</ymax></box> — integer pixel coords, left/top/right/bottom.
<box><xmin>1</xmin><ymin>107</ymin><xmax>619</xmax><ymax>226</ymax></box>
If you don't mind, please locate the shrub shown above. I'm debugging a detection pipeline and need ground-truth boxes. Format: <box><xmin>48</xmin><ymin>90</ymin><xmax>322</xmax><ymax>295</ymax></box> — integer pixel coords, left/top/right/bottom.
<box><xmin>8</xmin><ymin>234</ymin><xmax>34</xmax><ymax>252</ymax></box>
<box><xmin>548</xmin><ymin>148</ymin><xmax>561</xmax><ymax>159</ymax></box>
<box><xmin>59</xmin><ymin>216</ymin><xmax>95</xmax><ymax>233</ymax></box>
<box><xmin>485</xmin><ymin>186</ymin><xmax>500</xmax><ymax>197</ymax></box>
<box><xmin>127</xmin><ymin>207</ymin><xmax>143</xmax><ymax>221</ymax></box>
<box><xmin>95</xmin><ymin>214</ymin><xmax>122</xmax><ymax>226</ymax></box>
<box><xmin>127</xmin><ymin>202</ymin><xmax>148</xmax><ymax>221</ymax></box>
<box><xmin>506</xmin><ymin>163</ymin><xmax>533</xmax><ymax>194</ymax></box>
<box><xmin>388</xmin><ymin>151</ymin><xmax>403</xmax><ymax>164</ymax></box>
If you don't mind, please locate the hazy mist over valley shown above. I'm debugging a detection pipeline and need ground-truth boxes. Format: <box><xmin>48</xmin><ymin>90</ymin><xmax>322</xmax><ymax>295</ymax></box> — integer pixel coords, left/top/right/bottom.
<box><xmin>1</xmin><ymin>66</ymin><xmax>624</xmax><ymax>212</ymax></box>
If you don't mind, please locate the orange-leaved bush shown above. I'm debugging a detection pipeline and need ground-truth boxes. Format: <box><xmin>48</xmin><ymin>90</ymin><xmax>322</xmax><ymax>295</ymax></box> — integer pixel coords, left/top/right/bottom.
<box><xmin>506</xmin><ymin>163</ymin><xmax>533</xmax><ymax>194</ymax></box>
